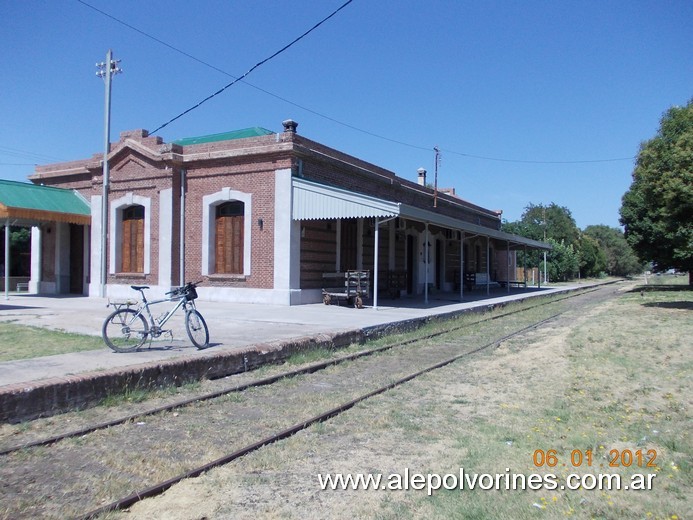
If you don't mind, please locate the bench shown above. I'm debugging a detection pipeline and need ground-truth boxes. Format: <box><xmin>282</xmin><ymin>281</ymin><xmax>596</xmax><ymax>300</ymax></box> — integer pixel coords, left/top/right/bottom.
<box><xmin>386</xmin><ymin>270</ymin><xmax>407</xmax><ymax>298</ymax></box>
<box><xmin>464</xmin><ymin>272</ymin><xmax>501</xmax><ymax>291</ymax></box>
<box><xmin>464</xmin><ymin>272</ymin><xmax>476</xmax><ymax>291</ymax></box>
<box><xmin>15</xmin><ymin>282</ymin><xmax>29</xmax><ymax>292</ymax></box>
<box><xmin>498</xmin><ymin>280</ymin><xmax>527</xmax><ymax>288</ymax></box>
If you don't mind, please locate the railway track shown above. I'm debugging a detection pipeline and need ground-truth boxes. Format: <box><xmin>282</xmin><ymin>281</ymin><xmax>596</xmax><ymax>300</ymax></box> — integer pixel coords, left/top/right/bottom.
<box><xmin>0</xmin><ymin>286</ymin><xmax>601</xmax><ymax>457</ymax></box>
<box><xmin>0</xmin><ymin>283</ymin><xmax>622</xmax><ymax>519</ymax></box>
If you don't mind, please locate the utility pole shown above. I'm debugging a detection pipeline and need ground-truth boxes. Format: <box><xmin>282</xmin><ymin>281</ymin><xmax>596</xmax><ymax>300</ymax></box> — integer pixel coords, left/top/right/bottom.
<box><xmin>433</xmin><ymin>146</ymin><xmax>440</xmax><ymax>207</ymax></box>
<box><xmin>96</xmin><ymin>50</ymin><xmax>122</xmax><ymax>298</ymax></box>
<box><xmin>542</xmin><ymin>206</ymin><xmax>547</xmax><ymax>284</ymax></box>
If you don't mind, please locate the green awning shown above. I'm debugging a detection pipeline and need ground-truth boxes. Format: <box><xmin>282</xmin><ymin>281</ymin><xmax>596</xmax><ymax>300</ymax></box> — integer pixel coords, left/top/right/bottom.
<box><xmin>0</xmin><ymin>179</ymin><xmax>90</xmax><ymax>224</ymax></box>
<box><xmin>173</xmin><ymin>127</ymin><xmax>275</xmax><ymax>146</ymax></box>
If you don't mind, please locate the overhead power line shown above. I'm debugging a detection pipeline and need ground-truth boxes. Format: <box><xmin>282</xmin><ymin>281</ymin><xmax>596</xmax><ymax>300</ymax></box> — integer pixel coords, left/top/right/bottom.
<box><xmin>0</xmin><ymin>163</ymin><xmax>38</xmax><ymax>167</ymax></box>
<box><xmin>76</xmin><ymin>0</ymin><xmax>635</xmax><ymax>165</ymax></box>
<box><xmin>441</xmin><ymin>149</ymin><xmax>635</xmax><ymax>164</ymax></box>
<box><xmin>148</xmin><ymin>0</ymin><xmax>355</xmax><ymax>134</ymax></box>
<box><xmin>0</xmin><ymin>145</ymin><xmax>63</xmax><ymax>163</ymax></box>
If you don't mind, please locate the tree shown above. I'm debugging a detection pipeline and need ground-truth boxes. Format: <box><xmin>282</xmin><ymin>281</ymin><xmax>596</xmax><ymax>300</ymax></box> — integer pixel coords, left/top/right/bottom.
<box><xmin>546</xmin><ymin>238</ymin><xmax>580</xmax><ymax>282</ymax></box>
<box><xmin>0</xmin><ymin>226</ymin><xmax>31</xmax><ymax>277</ymax></box>
<box><xmin>502</xmin><ymin>203</ymin><xmax>581</xmax><ymax>280</ymax></box>
<box><xmin>516</xmin><ymin>203</ymin><xmax>580</xmax><ymax>248</ymax></box>
<box><xmin>578</xmin><ymin>234</ymin><xmax>607</xmax><ymax>278</ymax></box>
<box><xmin>620</xmin><ymin>100</ymin><xmax>693</xmax><ymax>285</ymax></box>
<box><xmin>583</xmin><ymin>225</ymin><xmax>642</xmax><ymax>277</ymax></box>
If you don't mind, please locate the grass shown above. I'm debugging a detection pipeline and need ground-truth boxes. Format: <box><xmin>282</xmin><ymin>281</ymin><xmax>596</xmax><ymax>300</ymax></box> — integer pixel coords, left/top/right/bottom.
<box><xmin>415</xmin><ymin>284</ymin><xmax>692</xmax><ymax>520</ymax></box>
<box><xmin>167</xmin><ymin>282</ymin><xmax>691</xmax><ymax>520</ymax></box>
<box><xmin>3</xmin><ymin>282</ymin><xmax>689</xmax><ymax>519</ymax></box>
<box><xmin>0</xmin><ymin>323</ymin><xmax>103</xmax><ymax>362</ymax></box>
<box><xmin>643</xmin><ymin>273</ymin><xmax>690</xmax><ymax>286</ymax></box>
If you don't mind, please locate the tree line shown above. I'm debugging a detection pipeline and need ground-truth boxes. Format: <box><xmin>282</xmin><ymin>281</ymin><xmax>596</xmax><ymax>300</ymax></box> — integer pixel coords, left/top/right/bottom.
<box><xmin>502</xmin><ymin>203</ymin><xmax>642</xmax><ymax>282</ymax></box>
<box><xmin>502</xmin><ymin>98</ymin><xmax>692</xmax><ymax>285</ymax></box>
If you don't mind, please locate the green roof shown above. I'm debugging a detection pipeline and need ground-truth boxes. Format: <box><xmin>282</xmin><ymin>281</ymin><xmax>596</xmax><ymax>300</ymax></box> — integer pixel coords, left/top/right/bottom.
<box><xmin>173</xmin><ymin>127</ymin><xmax>275</xmax><ymax>146</ymax></box>
<box><xmin>0</xmin><ymin>179</ymin><xmax>90</xmax><ymax>216</ymax></box>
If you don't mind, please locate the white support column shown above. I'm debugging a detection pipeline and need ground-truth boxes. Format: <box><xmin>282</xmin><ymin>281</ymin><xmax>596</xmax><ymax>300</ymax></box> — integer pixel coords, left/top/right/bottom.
<box><xmin>373</xmin><ymin>216</ymin><xmax>396</xmax><ymax>311</ymax></box>
<box><xmin>543</xmin><ymin>250</ymin><xmax>547</xmax><ymax>285</ymax></box>
<box><xmin>30</xmin><ymin>226</ymin><xmax>42</xmax><ymax>293</ymax></box>
<box><xmin>4</xmin><ymin>219</ymin><xmax>9</xmax><ymax>300</ymax></box>
<box><xmin>507</xmin><ymin>240</ymin><xmax>511</xmax><ymax>294</ymax></box>
<box><xmin>373</xmin><ymin>217</ymin><xmax>380</xmax><ymax>310</ymax></box>
<box><xmin>459</xmin><ymin>231</ymin><xmax>464</xmax><ymax>301</ymax></box>
<box><xmin>424</xmin><ymin>222</ymin><xmax>429</xmax><ymax>305</ymax></box>
<box><xmin>486</xmin><ymin>236</ymin><xmax>490</xmax><ymax>296</ymax></box>
<box><xmin>356</xmin><ymin>219</ymin><xmax>364</xmax><ymax>270</ymax></box>
<box><xmin>335</xmin><ymin>219</ymin><xmax>341</xmax><ymax>272</ymax></box>
<box><xmin>388</xmin><ymin>219</ymin><xmax>395</xmax><ymax>270</ymax></box>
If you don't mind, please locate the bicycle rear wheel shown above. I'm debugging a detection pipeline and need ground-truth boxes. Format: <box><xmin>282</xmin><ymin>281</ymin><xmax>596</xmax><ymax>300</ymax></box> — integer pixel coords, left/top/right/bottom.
<box><xmin>185</xmin><ymin>309</ymin><xmax>209</xmax><ymax>349</ymax></box>
<box><xmin>102</xmin><ymin>309</ymin><xmax>149</xmax><ymax>353</ymax></box>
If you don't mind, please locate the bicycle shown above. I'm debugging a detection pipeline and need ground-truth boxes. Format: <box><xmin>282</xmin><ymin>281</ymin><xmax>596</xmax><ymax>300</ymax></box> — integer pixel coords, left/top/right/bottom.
<box><xmin>102</xmin><ymin>281</ymin><xmax>209</xmax><ymax>352</ymax></box>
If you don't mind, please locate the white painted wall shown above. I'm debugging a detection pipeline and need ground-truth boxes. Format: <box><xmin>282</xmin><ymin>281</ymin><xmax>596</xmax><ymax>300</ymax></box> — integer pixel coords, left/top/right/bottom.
<box><xmin>158</xmin><ymin>188</ymin><xmax>173</xmax><ymax>289</ymax></box>
<box><xmin>89</xmin><ymin>195</ymin><xmax>102</xmax><ymax>297</ymax></box>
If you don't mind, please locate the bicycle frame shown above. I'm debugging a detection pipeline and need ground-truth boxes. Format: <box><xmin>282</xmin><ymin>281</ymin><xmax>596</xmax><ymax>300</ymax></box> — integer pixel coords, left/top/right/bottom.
<box><xmin>103</xmin><ymin>282</ymin><xmax>209</xmax><ymax>352</ymax></box>
<box><xmin>132</xmin><ymin>291</ymin><xmax>194</xmax><ymax>336</ymax></box>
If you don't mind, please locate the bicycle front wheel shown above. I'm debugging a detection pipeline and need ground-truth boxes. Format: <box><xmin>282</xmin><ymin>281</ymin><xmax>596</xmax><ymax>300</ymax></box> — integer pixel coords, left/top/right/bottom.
<box><xmin>102</xmin><ymin>309</ymin><xmax>149</xmax><ymax>353</ymax></box>
<box><xmin>185</xmin><ymin>309</ymin><xmax>209</xmax><ymax>349</ymax></box>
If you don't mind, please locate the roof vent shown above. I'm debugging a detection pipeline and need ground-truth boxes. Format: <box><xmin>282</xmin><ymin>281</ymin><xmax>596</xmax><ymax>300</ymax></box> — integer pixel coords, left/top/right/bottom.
<box><xmin>417</xmin><ymin>167</ymin><xmax>427</xmax><ymax>186</ymax></box>
<box><xmin>282</xmin><ymin>119</ymin><xmax>298</xmax><ymax>133</ymax></box>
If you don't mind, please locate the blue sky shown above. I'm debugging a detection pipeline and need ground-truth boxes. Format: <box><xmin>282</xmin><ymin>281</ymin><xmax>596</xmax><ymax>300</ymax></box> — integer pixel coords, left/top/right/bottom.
<box><xmin>1</xmin><ymin>0</ymin><xmax>691</xmax><ymax>229</ymax></box>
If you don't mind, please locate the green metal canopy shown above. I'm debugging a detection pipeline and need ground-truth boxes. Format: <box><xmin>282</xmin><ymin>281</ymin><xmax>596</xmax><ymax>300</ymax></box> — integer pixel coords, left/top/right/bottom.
<box><xmin>0</xmin><ymin>179</ymin><xmax>90</xmax><ymax>225</ymax></box>
<box><xmin>1</xmin><ymin>179</ymin><xmax>91</xmax><ymax>298</ymax></box>
<box><xmin>173</xmin><ymin>127</ymin><xmax>275</xmax><ymax>146</ymax></box>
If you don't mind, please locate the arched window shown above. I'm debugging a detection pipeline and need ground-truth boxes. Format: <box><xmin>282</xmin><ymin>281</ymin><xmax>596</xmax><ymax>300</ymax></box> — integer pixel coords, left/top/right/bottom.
<box><xmin>121</xmin><ymin>205</ymin><xmax>145</xmax><ymax>272</ymax></box>
<box><xmin>215</xmin><ymin>201</ymin><xmax>244</xmax><ymax>274</ymax></box>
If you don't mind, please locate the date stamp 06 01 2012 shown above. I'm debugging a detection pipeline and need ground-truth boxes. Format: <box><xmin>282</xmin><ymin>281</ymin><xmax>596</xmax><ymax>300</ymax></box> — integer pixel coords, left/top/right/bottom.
<box><xmin>532</xmin><ymin>448</ymin><xmax>658</xmax><ymax>469</ymax></box>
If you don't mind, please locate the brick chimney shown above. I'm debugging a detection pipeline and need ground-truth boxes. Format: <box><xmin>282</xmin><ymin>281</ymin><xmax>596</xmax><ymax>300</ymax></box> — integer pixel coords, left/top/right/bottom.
<box><xmin>282</xmin><ymin>119</ymin><xmax>298</xmax><ymax>133</ymax></box>
<box><xmin>417</xmin><ymin>167</ymin><xmax>427</xmax><ymax>186</ymax></box>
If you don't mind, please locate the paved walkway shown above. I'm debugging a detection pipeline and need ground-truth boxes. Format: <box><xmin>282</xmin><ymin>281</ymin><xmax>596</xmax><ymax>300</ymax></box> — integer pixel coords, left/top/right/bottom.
<box><xmin>0</xmin><ymin>285</ymin><xmax>574</xmax><ymax>389</ymax></box>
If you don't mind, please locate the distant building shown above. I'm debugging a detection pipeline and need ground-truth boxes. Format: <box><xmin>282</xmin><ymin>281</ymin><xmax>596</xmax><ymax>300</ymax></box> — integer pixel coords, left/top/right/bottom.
<box><xmin>27</xmin><ymin>120</ymin><xmax>549</xmax><ymax>304</ymax></box>
<box><xmin>0</xmin><ymin>179</ymin><xmax>90</xmax><ymax>295</ymax></box>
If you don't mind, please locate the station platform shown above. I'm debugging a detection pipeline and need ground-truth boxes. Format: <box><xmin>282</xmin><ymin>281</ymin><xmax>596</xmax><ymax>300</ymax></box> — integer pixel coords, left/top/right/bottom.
<box><xmin>0</xmin><ymin>285</ymin><xmax>575</xmax><ymax>422</ymax></box>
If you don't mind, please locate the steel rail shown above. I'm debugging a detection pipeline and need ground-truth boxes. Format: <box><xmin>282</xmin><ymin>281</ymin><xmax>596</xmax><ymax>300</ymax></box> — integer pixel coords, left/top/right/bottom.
<box><xmin>0</xmin><ymin>286</ymin><xmax>602</xmax><ymax>456</ymax></box>
<box><xmin>77</xmin><ymin>311</ymin><xmax>564</xmax><ymax>520</ymax></box>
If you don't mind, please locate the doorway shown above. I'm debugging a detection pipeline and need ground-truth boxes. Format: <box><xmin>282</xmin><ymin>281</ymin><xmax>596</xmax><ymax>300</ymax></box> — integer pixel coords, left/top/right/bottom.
<box><xmin>406</xmin><ymin>234</ymin><xmax>414</xmax><ymax>294</ymax></box>
<box><xmin>435</xmin><ymin>239</ymin><xmax>442</xmax><ymax>290</ymax></box>
<box><xmin>69</xmin><ymin>224</ymin><xmax>84</xmax><ymax>294</ymax></box>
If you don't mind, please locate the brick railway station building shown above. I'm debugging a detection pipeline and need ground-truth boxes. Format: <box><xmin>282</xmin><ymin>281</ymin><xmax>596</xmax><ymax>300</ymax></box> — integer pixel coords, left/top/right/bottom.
<box><xmin>20</xmin><ymin>119</ymin><xmax>549</xmax><ymax>305</ymax></box>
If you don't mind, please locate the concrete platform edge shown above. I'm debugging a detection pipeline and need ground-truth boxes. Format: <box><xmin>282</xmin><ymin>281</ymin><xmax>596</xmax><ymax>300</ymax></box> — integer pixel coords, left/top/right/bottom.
<box><xmin>0</xmin><ymin>284</ymin><xmax>608</xmax><ymax>424</ymax></box>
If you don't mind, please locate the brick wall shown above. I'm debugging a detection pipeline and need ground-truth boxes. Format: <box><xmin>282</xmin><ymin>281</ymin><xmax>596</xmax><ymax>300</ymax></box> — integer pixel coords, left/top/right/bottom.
<box><xmin>292</xmin><ymin>135</ymin><xmax>501</xmax><ymax>230</ymax></box>
<box><xmin>182</xmin><ymin>155</ymin><xmax>291</xmax><ymax>289</ymax></box>
<box><xmin>106</xmin><ymin>151</ymin><xmax>169</xmax><ymax>286</ymax></box>
<box><xmin>28</xmin><ymin>123</ymin><xmax>510</xmax><ymax>301</ymax></box>
<box><xmin>300</xmin><ymin>220</ymin><xmax>337</xmax><ymax>288</ymax></box>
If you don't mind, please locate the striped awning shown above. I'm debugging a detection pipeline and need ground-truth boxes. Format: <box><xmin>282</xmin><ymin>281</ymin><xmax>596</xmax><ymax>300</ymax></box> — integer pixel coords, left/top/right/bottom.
<box><xmin>292</xmin><ymin>177</ymin><xmax>399</xmax><ymax>220</ymax></box>
<box><xmin>291</xmin><ymin>178</ymin><xmax>550</xmax><ymax>251</ymax></box>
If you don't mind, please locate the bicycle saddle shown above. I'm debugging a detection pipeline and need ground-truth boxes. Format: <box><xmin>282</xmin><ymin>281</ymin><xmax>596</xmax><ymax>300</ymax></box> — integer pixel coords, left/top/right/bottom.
<box><xmin>131</xmin><ymin>285</ymin><xmax>149</xmax><ymax>290</ymax></box>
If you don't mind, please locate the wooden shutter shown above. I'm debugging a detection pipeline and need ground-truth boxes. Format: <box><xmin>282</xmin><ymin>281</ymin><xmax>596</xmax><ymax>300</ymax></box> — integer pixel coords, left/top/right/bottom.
<box><xmin>215</xmin><ymin>202</ymin><xmax>244</xmax><ymax>274</ymax></box>
<box><xmin>121</xmin><ymin>206</ymin><xmax>144</xmax><ymax>273</ymax></box>
<box><xmin>340</xmin><ymin>219</ymin><xmax>358</xmax><ymax>271</ymax></box>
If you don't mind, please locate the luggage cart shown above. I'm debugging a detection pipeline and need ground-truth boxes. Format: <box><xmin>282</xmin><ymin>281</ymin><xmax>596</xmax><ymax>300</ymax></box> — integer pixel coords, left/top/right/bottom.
<box><xmin>322</xmin><ymin>270</ymin><xmax>370</xmax><ymax>309</ymax></box>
